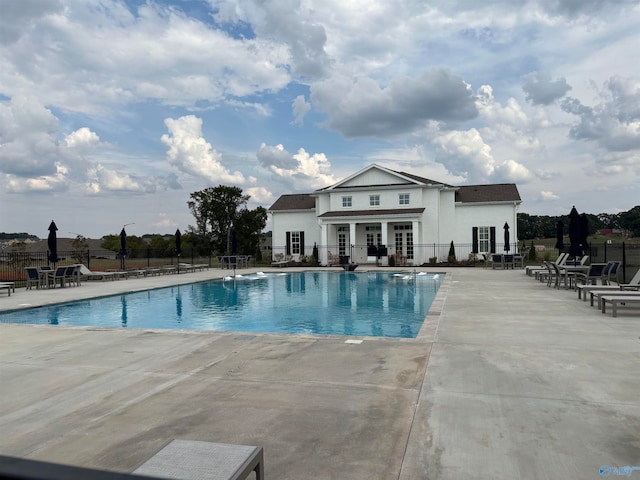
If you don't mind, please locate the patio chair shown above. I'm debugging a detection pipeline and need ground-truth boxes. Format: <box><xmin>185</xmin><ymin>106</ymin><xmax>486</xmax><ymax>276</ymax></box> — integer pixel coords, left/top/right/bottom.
<box><xmin>574</xmin><ymin>263</ymin><xmax>608</xmax><ymax>287</ymax></box>
<box><xmin>327</xmin><ymin>251</ymin><xmax>340</xmax><ymax>266</ymax></box>
<box><xmin>604</xmin><ymin>261</ymin><xmax>621</xmax><ymax>285</ymax></box>
<box><xmin>271</xmin><ymin>253</ymin><xmax>290</xmax><ymax>268</ymax></box>
<box><xmin>48</xmin><ymin>266</ymin><xmax>69</xmax><ymax>288</ymax></box>
<box><xmin>64</xmin><ymin>265</ymin><xmax>81</xmax><ymax>287</ymax></box>
<box><xmin>537</xmin><ymin>261</ymin><xmax>559</xmax><ymax>288</ymax></box>
<box><xmin>526</xmin><ymin>253</ymin><xmax>568</xmax><ymax>277</ymax></box>
<box><xmin>25</xmin><ymin>267</ymin><xmax>42</xmax><ymax>290</ymax></box>
<box><xmin>512</xmin><ymin>253</ymin><xmax>525</xmax><ymax>269</ymax></box>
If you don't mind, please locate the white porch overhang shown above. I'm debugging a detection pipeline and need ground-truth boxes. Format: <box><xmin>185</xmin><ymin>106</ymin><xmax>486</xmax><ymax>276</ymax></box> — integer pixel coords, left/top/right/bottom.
<box><xmin>317</xmin><ymin>208</ymin><xmax>425</xmax><ymax>222</ymax></box>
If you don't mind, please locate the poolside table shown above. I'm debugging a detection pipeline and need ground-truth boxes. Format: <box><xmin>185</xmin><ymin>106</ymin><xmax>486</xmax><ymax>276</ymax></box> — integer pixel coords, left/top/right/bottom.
<box><xmin>133</xmin><ymin>439</ymin><xmax>264</xmax><ymax>480</ymax></box>
<box><xmin>0</xmin><ymin>282</ymin><xmax>15</xmax><ymax>296</ymax></box>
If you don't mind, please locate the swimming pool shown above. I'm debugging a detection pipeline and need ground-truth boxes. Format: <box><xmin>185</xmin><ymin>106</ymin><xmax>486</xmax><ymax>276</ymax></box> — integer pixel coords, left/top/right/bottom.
<box><xmin>0</xmin><ymin>271</ymin><xmax>442</xmax><ymax>338</ymax></box>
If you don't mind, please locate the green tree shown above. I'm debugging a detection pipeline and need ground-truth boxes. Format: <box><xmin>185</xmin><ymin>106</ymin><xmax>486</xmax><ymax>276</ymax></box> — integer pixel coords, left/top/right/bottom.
<box><xmin>101</xmin><ymin>234</ymin><xmax>148</xmax><ymax>257</ymax></box>
<box><xmin>618</xmin><ymin>205</ymin><xmax>640</xmax><ymax>237</ymax></box>
<box><xmin>235</xmin><ymin>206</ymin><xmax>268</xmax><ymax>256</ymax></box>
<box><xmin>100</xmin><ymin>235</ymin><xmax>120</xmax><ymax>252</ymax></box>
<box><xmin>149</xmin><ymin>236</ymin><xmax>171</xmax><ymax>257</ymax></box>
<box><xmin>71</xmin><ymin>235</ymin><xmax>89</xmax><ymax>264</ymax></box>
<box><xmin>187</xmin><ymin>185</ymin><xmax>266</xmax><ymax>255</ymax></box>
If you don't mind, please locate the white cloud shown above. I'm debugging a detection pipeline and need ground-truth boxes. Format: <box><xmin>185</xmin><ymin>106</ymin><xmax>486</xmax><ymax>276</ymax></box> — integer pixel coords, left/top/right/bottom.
<box><xmin>0</xmin><ymin>97</ymin><xmax>178</xmax><ymax>196</ymax></box>
<box><xmin>0</xmin><ymin>96</ymin><xmax>61</xmax><ymax>176</ymax></box>
<box><xmin>561</xmin><ymin>76</ymin><xmax>640</xmax><ymax>154</ymax></box>
<box><xmin>493</xmin><ymin>159</ymin><xmax>534</xmax><ymax>183</ymax></box>
<box><xmin>292</xmin><ymin>95</ymin><xmax>311</xmax><ymax>125</ymax></box>
<box><xmin>214</xmin><ymin>0</ymin><xmax>331</xmax><ymax>77</ymax></box>
<box><xmin>162</xmin><ymin>115</ymin><xmax>247</xmax><ymax>185</ymax></box>
<box><xmin>257</xmin><ymin>142</ymin><xmax>336</xmax><ymax>190</ymax></box>
<box><xmin>540</xmin><ymin>190</ymin><xmax>560</xmax><ymax>201</ymax></box>
<box><xmin>5</xmin><ymin>163</ymin><xmax>69</xmax><ymax>193</ymax></box>
<box><xmin>522</xmin><ymin>72</ymin><xmax>572</xmax><ymax>106</ymax></box>
<box><xmin>430</xmin><ymin>128</ymin><xmax>496</xmax><ymax>182</ymax></box>
<box><xmin>311</xmin><ymin>69</ymin><xmax>478</xmax><ymax>137</ymax></box>
<box><xmin>64</xmin><ymin>127</ymin><xmax>100</xmax><ymax>152</ymax></box>
<box><xmin>0</xmin><ymin>1</ymin><xmax>291</xmax><ymax>114</ymax></box>
<box><xmin>246</xmin><ymin>186</ymin><xmax>274</xmax><ymax>203</ymax></box>
<box><xmin>428</xmin><ymin>124</ymin><xmax>535</xmax><ymax>184</ymax></box>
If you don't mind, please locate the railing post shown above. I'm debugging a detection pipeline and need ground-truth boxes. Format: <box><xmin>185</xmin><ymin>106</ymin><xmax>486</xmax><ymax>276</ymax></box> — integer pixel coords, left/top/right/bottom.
<box><xmin>622</xmin><ymin>241</ymin><xmax>626</xmax><ymax>283</ymax></box>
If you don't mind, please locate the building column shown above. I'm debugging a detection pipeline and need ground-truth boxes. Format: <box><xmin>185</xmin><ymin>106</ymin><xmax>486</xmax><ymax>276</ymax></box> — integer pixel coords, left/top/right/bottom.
<box><xmin>319</xmin><ymin>222</ymin><xmax>329</xmax><ymax>265</ymax></box>
<box><xmin>349</xmin><ymin>222</ymin><xmax>357</xmax><ymax>262</ymax></box>
<box><xmin>381</xmin><ymin>221</ymin><xmax>388</xmax><ymax>247</ymax></box>
<box><xmin>412</xmin><ymin>220</ymin><xmax>421</xmax><ymax>264</ymax></box>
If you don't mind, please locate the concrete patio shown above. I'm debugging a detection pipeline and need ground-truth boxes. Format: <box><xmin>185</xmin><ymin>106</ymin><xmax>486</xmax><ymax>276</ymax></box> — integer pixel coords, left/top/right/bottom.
<box><xmin>0</xmin><ymin>266</ymin><xmax>638</xmax><ymax>479</ymax></box>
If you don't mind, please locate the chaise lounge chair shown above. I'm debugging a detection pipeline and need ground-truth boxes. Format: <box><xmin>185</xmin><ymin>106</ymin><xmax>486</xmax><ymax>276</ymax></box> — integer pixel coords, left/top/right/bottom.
<box><xmin>77</xmin><ymin>264</ymin><xmax>119</xmax><ymax>281</ymax></box>
<box><xmin>271</xmin><ymin>253</ymin><xmax>291</xmax><ymax>268</ymax></box>
<box><xmin>576</xmin><ymin>267</ymin><xmax>640</xmax><ymax>300</ymax></box>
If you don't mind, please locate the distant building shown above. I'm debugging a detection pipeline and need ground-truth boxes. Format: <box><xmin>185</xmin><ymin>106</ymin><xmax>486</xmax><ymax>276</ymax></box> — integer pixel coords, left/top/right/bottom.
<box><xmin>269</xmin><ymin>163</ymin><xmax>522</xmax><ymax>265</ymax></box>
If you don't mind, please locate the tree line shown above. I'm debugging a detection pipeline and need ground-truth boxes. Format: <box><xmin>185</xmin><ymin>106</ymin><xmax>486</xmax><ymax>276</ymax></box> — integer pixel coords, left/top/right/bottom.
<box><xmin>518</xmin><ymin>206</ymin><xmax>640</xmax><ymax>240</ymax></box>
<box><xmin>100</xmin><ymin>185</ymin><xmax>267</xmax><ymax>259</ymax></box>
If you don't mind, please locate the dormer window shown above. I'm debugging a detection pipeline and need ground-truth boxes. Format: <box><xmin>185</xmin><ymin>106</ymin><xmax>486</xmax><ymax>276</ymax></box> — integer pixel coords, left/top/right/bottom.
<box><xmin>369</xmin><ymin>195</ymin><xmax>380</xmax><ymax>206</ymax></box>
<box><xmin>342</xmin><ymin>196</ymin><xmax>352</xmax><ymax>207</ymax></box>
<box><xmin>399</xmin><ymin>193</ymin><xmax>410</xmax><ymax>205</ymax></box>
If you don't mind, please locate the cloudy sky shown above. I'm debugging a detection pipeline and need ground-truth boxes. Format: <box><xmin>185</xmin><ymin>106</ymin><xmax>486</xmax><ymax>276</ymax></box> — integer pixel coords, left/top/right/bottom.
<box><xmin>1</xmin><ymin>0</ymin><xmax>639</xmax><ymax>239</ymax></box>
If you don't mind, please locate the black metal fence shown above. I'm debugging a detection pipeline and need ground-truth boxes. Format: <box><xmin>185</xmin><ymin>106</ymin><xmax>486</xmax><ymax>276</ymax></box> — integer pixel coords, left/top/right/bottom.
<box><xmin>4</xmin><ymin>242</ymin><xmax>638</xmax><ymax>284</ymax></box>
<box><xmin>0</xmin><ymin>248</ymin><xmax>215</xmax><ymax>284</ymax></box>
<box><xmin>270</xmin><ymin>241</ymin><xmax>640</xmax><ymax>282</ymax></box>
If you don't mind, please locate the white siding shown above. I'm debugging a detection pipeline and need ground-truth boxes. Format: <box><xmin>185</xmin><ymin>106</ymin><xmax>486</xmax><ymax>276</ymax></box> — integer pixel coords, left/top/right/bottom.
<box><xmin>271</xmin><ymin>164</ymin><xmax>520</xmax><ymax>265</ymax></box>
<box><xmin>271</xmin><ymin>210</ymin><xmax>319</xmax><ymax>259</ymax></box>
<box><xmin>455</xmin><ymin>203</ymin><xmax>518</xmax><ymax>249</ymax></box>
<box><xmin>339</xmin><ymin>168</ymin><xmax>409</xmax><ymax>188</ymax></box>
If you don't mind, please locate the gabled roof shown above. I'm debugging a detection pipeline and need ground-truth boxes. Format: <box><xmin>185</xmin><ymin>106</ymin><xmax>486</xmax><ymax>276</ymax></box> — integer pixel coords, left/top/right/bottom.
<box><xmin>316</xmin><ymin>163</ymin><xmax>447</xmax><ymax>191</ymax></box>
<box><xmin>455</xmin><ymin>184</ymin><xmax>521</xmax><ymax>203</ymax></box>
<box><xmin>388</xmin><ymin>168</ymin><xmax>452</xmax><ymax>187</ymax></box>
<box><xmin>270</xmin><ymin>166</ymin><xmax>522</xmax><ymax>210</ymax></box>
<box><xmin>268</xmin><ymin>194</ymin><xmax>315</xmax><ymax>211</ymax></box>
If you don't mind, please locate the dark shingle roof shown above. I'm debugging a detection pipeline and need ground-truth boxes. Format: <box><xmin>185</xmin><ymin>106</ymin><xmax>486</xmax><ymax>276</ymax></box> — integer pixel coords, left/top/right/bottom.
<box><xmin>268</xmin><ymin>194</ymin><xmax>316</xmax><ymax>211</ymax></box>
<box><xmin>456</xmin><ymin>184</ymin><xmax>521</xmax><ymax>203</ymax></box>
<box><xmin>269</xmin><ymin>181</ymin><xmax>521</xmax><ymax>212</ymax></box>
<box><xmin>389</xmin><ymin>169</ymin><xmax>452</xmax><ymax>187</ymax></box>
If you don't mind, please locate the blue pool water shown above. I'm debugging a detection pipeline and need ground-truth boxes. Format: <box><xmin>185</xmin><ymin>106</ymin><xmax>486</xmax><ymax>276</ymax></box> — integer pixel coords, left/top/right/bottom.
<box><xmin>0</xmin><ymin>271</ymin><xmax>442</xmax><ymax>338</ymax></box>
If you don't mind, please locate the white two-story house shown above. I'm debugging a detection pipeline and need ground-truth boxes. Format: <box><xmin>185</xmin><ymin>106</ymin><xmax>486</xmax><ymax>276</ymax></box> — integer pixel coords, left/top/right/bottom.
<box><xmin>269</xmin><ymin>164</ymin><xmax>521</xmax><ymax>265</ymax></box>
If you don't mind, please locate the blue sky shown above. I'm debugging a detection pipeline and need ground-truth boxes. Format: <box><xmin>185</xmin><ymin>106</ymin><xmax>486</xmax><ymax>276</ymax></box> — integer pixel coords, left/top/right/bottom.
<box><xmin>1</xmin><ymin>0</ymin><xmax>639</xmax><ymax>238</ymax></box>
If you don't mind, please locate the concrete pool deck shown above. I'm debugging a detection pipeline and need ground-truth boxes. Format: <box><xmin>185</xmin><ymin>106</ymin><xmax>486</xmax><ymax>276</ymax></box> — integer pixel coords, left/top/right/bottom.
<box><xmin>0</xmin><ymin>266</ymin><xmax>638</xmax><ymax>479</ymax></box>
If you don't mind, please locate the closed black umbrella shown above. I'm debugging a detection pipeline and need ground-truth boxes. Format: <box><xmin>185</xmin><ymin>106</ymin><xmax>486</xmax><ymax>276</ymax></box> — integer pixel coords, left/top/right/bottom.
<box><xmin>568</xmin><ymin>206</ymin><xmax>581</xmax><ymax>258</ymax></box>
<box><xmin>503</xmin><ymin>222</ymin><xmax>510</xmax><ymax>252</ymax></box>
<box><xmin>175</xmin><ymin>228</ymin><xmax>182</xmax><ymax>256</ymax></box>
<box><xmin>579</xmin><ymin>213</ymin><xmax>589</xmax><ymax>256</ymax></box>
<box><xmin>175</xmin><ymin>228</ymin><xmax>182</xmax><ymax>273</ymax></box>
<box><xmin>119</xmin><ymin>228</ymin><xmax>127</xmax><ymax>270</ymax></box>
<box><xmin>47</xmin><ymin>220</ymin><xmax>59</xmax><ymax>264</ymax></box>
<box><xmin>119</xmin><ymin>228</ymin><xmax>127</xmax><ymax>256</ymax></box>
<box><xmin>554</xmin><ymin>220</ymin><xmax>565</xmax><ymax>253</ymax></box>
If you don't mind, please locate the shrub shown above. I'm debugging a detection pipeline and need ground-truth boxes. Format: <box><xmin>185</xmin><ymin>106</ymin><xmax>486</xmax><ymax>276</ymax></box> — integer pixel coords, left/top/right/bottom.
<box><xmin>447</xmin><ymin>241</ymin><xmax>456</xmax><ymax>263</ymax></box>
